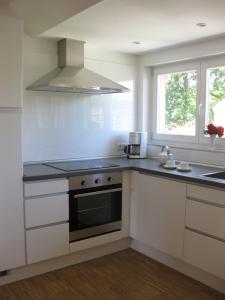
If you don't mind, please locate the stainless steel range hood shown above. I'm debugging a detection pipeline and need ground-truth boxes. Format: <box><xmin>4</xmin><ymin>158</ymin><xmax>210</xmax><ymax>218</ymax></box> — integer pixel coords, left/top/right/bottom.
<box><xmin>27</xmin><ymin>39</ymin><xmax>129</xmax><ymax>94</ymax></box>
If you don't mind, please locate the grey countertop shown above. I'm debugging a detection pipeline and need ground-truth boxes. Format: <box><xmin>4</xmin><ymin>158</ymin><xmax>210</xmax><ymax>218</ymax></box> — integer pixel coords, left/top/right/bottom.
<box><xmin>23</xmin><ymin>157</ymin><xmax>225</xmax><ymax>189</ymax></box>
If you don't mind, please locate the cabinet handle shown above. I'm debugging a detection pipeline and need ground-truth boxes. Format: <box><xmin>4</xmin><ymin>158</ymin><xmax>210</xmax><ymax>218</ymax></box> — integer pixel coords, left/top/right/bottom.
<box><xmin>187</xmin><ymin>196</ymin><xmax>225</xmax><ymax>209</ymax></box>
<box><xmin>185</xmin><ymin>226</ymin><xmax>225</xmax><ymax>244</ymax></box>
<box><xmin>73</xmin><ymin>188</ymin><xmax>122</xmax><ymax>198</ymax></box>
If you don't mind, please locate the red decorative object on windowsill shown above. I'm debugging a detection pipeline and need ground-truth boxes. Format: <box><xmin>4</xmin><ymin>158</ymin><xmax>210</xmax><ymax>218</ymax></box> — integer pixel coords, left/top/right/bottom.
<box><xmin>204</xmin><ymin>124</ymin><xmax>224</xmax><ymax>137</ymax></box>
<box><xmin>204</xmin><ymin>124</ymin><xmax>224</xmax><ymax>149</ymax></box>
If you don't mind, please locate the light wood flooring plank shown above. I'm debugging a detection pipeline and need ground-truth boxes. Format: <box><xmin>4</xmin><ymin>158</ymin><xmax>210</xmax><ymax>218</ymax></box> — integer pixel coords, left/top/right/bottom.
<box><xmin>0</xmin><ymin>249</ymin><xmax>224</xmax><ymax>300</ymax></box>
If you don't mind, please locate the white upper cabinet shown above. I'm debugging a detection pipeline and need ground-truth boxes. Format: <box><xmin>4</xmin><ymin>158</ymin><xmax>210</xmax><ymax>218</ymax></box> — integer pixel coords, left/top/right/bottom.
<box><xmin>0</xmin><ymin>16</ymin><xmax>23</xmax><ymax>108</ymax></box>
<box><xmin>130</xmin><ymin>171</ymin><xmax>186</xmax><ymax>260</ymax></box>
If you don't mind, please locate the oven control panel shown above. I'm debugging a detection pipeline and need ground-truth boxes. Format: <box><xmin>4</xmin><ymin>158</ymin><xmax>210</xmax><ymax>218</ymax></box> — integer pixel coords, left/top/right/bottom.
<box><xmin>69</xmin><ymin>172</ymin><xmax>122</xmax><ymax>190</ymax></box>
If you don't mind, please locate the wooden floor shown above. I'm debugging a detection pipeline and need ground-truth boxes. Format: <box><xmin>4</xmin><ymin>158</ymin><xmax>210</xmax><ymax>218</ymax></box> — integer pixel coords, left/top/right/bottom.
<box><xmin>0</xmin><ymin>249</ymin><xmax>224</xmax><ymax>300</ymax></box>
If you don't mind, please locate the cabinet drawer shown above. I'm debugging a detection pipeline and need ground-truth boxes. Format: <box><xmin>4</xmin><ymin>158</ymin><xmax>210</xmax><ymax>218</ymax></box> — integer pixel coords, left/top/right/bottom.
<box><xmin>186</xmin><ymin>199</ymin><xmax>225</xmax><ymax>240</ymax></box>
<box><xmin>26</xmin><ymin>223</ymin><xmax>69</xmax><ymax>264</ymax></box>
<box><xmin>187</xmin><ymin>184</ymin><xmax>225</xmax><ymax>206</ymax></box>
<box><xmin>184</xmin><ymin>229</ymin><xmax>225</xmax><ymax>280</ymax></box>
<box><xmin>25</xmin><ymin>194</ymin><xmax>69</xmax><ymax>228</ymax></box>
<box><xmin>24</xmin><ymin>178</ymin><xmax>68</xmax><ymax>197</ymax></box>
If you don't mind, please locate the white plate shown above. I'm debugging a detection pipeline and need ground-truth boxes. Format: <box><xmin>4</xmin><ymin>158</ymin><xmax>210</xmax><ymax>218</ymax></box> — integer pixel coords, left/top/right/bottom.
<box><xmin>163</xmin><ymin>165</ymin><xmax>176</xmax><ymax>170</ymax></box>
<box><xmin>176</xmin><ymin>166</ymin><xmax>192</xmax><ymax>172</ymax></box>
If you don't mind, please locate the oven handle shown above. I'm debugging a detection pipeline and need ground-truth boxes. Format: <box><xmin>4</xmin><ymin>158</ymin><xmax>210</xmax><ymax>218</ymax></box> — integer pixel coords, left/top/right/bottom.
<box><xmin>73</xmin><ymin>188</ymin><xmax>122</xmax><ymax>198</ymax></box>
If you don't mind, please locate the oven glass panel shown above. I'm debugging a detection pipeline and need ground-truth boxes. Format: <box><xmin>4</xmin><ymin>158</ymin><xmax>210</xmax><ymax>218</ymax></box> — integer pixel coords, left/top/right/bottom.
<box><xmin>70</xmin><ymin>190</ymin><xmax>122</xmax><ymax>231</ymax></box>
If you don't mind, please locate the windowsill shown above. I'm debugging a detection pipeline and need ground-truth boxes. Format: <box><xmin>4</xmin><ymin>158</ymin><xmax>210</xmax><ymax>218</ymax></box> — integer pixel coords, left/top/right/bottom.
<box><xmin>149</xmin><ymin>140</ymin><xmax>225</xmax><ymax>153</ymax></box>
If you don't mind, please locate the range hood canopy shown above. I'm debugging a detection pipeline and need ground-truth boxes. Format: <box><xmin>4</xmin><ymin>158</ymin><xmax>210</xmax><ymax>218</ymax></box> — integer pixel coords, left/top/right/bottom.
<box><xmin>27</xmin><ymin>39</ymin><xmax>129</xmax><ymax>94</ymax></box>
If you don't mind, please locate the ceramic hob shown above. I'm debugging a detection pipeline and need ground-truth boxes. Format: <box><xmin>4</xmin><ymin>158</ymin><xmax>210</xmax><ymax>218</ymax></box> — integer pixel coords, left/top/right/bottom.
<box><xmin>44</xmin><ymin>160</ymin><xmax>119</xmax><ymax>172</ymax></box>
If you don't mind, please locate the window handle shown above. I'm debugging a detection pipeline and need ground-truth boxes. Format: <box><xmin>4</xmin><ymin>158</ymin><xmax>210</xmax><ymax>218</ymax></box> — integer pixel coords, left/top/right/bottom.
<box><xmin>198</xmin><ymin>103</ymin><xmax>203</xmax><ymax>115</ymax></box>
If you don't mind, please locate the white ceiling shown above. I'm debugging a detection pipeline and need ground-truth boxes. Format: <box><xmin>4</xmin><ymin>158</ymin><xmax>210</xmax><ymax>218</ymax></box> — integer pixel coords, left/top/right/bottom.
<box><xmin>42</xmin><ymin>0</ymin><xmax>225</xmax><ymax>54</ymax></box>
<box><xmin>1</xmin><ymin>0</ymin><xmax>103</xmax><ymax>36</ymax></box>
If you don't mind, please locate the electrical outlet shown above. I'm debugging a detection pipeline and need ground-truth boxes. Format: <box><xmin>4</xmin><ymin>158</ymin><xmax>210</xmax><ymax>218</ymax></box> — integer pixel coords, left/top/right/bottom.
<box><xmin>0</xmin><ymin>270</ymin><xmax>8</xmax><ymax>277</ymax></box>
<box><xmin>117</xmin><ymin>143</ymin><xmax>126</xmax><ymax>152</ymax></box>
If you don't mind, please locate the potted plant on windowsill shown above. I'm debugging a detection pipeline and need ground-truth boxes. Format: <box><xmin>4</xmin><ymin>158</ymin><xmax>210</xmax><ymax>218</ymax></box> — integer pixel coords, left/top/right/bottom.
<box><xmin>204</xmin><ymin>123</ymin><xmax>224</xmax><ymax>148</ymax></box>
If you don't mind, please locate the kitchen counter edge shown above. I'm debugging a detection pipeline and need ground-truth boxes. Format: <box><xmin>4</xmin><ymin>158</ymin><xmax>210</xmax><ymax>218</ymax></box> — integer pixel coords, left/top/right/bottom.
<box><xmin>23</xmin><ymin>158</ymin><xmax>225</xmax><ymax>189</ymax></box>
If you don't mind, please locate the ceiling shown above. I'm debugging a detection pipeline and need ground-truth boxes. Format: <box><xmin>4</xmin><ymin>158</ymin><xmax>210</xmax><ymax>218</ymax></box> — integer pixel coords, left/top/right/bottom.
<box><xmin>0</xmin><ymin>0</ymin><xmax>103</xmax><ymax>36</ymax></box>
<box><xmin>42</xmin><ymin>0</ymin><xmax>225</xmax><ymax>54</ymax></box>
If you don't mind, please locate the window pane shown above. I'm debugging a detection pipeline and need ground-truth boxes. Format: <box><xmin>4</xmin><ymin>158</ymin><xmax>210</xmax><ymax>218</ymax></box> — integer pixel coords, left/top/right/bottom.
<box><xmin>206</xmin><ymin>66</ymin><xmax>225</xmax><ymax>134</ymax></box>
<box><xmin>157</xmin><ymin>70</ymin><xmax>197</xmax><ymax>135</ymax></box>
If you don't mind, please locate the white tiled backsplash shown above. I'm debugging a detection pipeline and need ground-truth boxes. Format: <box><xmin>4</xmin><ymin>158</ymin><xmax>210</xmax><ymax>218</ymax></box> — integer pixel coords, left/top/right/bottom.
<box><xmin>23</xmin><ymin>91</ymin><xmax>134</xmax><ymax>162</ymax></box>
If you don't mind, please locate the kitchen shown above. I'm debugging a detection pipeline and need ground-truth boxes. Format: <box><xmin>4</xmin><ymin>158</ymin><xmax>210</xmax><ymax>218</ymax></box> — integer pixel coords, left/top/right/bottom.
<box><xmin>1</xmin><ymin>0</ymin><xmax>225</xmax><ymax>299</ymax></box>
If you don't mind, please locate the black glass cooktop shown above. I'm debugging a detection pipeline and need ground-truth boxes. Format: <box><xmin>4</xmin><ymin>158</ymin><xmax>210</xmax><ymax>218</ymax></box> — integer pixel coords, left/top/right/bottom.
<box><xmin>44</xmin><ymin>160</ymin><xmax>119</xmax><ymax>172</ymax></box>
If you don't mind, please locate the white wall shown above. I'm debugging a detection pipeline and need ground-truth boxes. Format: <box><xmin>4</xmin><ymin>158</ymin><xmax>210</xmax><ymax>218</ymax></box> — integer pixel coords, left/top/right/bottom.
<box><xmin>23</xmin><ymin>35</ymin><xmax>138</xmax><ymax>162</ymax></box>
<box><xmin>139</xmin><ymin>36</ymin><xmax>225</xmax><ymax>166</ymax></box>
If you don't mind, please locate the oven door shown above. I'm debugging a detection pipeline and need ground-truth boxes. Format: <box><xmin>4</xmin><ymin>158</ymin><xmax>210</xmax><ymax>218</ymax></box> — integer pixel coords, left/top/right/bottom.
<box><xmin>69</xmin><ymin>184</ymin><xmax>122</xmax><ymax>242</ymax></box>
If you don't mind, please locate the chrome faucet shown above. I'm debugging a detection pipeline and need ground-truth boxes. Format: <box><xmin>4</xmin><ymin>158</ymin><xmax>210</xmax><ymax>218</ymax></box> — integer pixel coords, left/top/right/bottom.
<box><xmin>161</xmin><ymin>145</ymin><xmax>170</xmax><ymax>154</ymax></box>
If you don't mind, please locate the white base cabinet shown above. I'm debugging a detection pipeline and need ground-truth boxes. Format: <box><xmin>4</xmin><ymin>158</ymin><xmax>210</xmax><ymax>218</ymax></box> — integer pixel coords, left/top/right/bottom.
<box><xmin>24</xmin><ymin>172</ymin><xmax>131</xmax><ymax>263</ymax></box>
<box><xmin>184</xmin><ymin>183</ymin><xmax>225</xmax><ymax>280</ymax></box>
<box><xmin>25</xmin><ymin>194</ymin><xmax>69</xmax><ymax>228</ymax></box>
<box><xmin>24</xmin><ymin>178</ymin><xmax>69</xmax><ymax>264</ymax></box>
<box><xmin>186</xmin><ymin>199</ymin><xmax>225</xmax><ymax>240</ymax></box>
<box><xmin>130</xmin><ymin>171</ymin><xmax>186</xmax><ymax>260</ymax></box>
<box><xmin>24</xmin><ymin>179</ymin><xmax>68</xmax><ymax>198</ymax></box>
<box><xmin>26</xmin><ymin>223</ymin><xmax>69</xmax><ymax>264</ymax></box>
<box><xmin>184</xmin><ymin>229</ymin><xmax>225</xmax><ymax>280</ymax></box>
<box><xmin>130</xmin><ymin>173</ymin><xmax>225</xmax><ymax>284</ymax></box>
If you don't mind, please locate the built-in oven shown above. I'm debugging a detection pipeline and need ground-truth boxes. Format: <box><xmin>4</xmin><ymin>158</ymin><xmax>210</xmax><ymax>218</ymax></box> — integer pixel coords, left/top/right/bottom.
<box><xmin>69</xmin><ymin>172</ymin><xmax>122</xmax><ymax>242</ymax></box>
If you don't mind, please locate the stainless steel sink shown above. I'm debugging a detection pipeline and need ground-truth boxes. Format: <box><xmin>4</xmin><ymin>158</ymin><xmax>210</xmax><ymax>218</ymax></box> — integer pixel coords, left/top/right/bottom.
<box><xmin>202</xmin><ymin>171</ymin><xmax>225</xmax><ymax>180</ymax></box>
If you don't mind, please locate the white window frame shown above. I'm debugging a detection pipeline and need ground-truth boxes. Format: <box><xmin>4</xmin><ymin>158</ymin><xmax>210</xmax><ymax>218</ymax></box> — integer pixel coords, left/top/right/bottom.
<box><xmin>152</xmin><ymin>61</ymin><xmax>201</xmax><ymax>143</ymax></box>
<box><xmin>199</xmin><ymin>55</ymin><xmax>225</xmax><ymax>146</ymax></box>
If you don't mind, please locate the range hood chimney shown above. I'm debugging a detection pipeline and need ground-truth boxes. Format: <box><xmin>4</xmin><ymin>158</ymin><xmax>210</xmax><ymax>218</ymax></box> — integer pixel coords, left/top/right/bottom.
<box><xmin>27</xmin><ymin>39</ymin><xmax>129</xmax><ymax>94</ymax></box>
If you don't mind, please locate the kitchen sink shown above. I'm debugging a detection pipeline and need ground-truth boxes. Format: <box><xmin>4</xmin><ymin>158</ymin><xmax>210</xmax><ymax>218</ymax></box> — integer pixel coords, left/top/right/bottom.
<box><xmin>202</xmin><ymin>171</ymin><xmax>225</xmax><ymax>180</ymax></box>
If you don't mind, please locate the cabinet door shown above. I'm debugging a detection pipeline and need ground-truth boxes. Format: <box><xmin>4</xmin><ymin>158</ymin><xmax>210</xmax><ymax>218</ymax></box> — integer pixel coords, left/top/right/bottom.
<box><xmin>0</xmin><ymin>112</ymin><xmax>25</xmax><ymax>271</ymax></box>
<box><xmin>186</xmin><ymin>199</ymin><xmax>225</xmax><ymax>240</ymax></box>
<box><xmin>25</xmin><ymin>194</ymin><xmax>69</xmax><ymax>228</ymax></box>
<box><xmin>130</xmin><ymin>171</ymin><xmax>186</xmax><ymax>260</ymax></box>
<box><xmin>184</xmin><ymin>229</ymin><xmax>225</xmax><ymax>280</ymax></box>
<box><xmin>0</xmin><ymin>16</ymin><xmax>22</xmax><ymax>108</ymax></box>
<box><xmin>26</xmin><ymin>223</ymin><xmax>69</xmax><ymax>264</ymax></box>
<box><xmin>24</xmin><ymin>179</ymin><xmax>68</xmax><ymax>198</ymax></box>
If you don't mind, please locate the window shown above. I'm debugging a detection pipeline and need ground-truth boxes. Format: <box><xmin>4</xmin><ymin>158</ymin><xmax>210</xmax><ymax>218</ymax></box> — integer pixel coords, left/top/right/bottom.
<box><xmin>157</xmin><ymin>70</ymin><xmax>197</xmax><ymax>136</ymax></box>
<box><xmin>152</xmin><ymin>56</ymin><xmax>225</xmax><ymax>146</ymax></box>
<box><xmin>206</xmin><ymin>65</ymin><xmax>225</xmax><ymax>131</ymax></box>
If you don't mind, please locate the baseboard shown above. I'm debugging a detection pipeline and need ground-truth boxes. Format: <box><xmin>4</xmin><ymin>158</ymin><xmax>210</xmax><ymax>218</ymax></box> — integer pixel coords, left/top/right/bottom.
<box><xmin>131</xmin><ymin>239</ymin><xmax>225</xmax><ymax>294</ymax></box>
<box><xmin>0</xmin><ymin>238</ymin><xmax>131</xmax><ymax>286</ymax></box>
<box><xmin>2</xmin><ymin>237</ymin><xmax>224</xmax><ymax>294</ymax></box>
